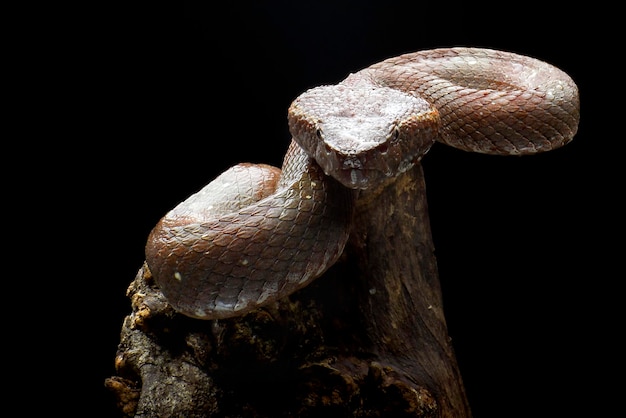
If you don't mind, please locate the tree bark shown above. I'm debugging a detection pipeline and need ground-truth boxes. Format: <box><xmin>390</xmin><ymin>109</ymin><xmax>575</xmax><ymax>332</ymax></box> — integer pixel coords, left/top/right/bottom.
<box><xmin>105</xmin><ymin>161</ymin><xmax>471</xmax><ymax>417</ymax></box>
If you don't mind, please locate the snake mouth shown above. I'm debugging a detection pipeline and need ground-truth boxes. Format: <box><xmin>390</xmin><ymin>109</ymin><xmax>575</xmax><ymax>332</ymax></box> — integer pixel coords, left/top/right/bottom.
<box><xmin>328</xmin><ymin>155</ymin><xmax>420</xmax><ymax>189</ymax></box>
<box><xmin>312</xmin><ymin>140</ymin><xmax>389</xmax><ymax>189</ymax></box>
<box><xmin>329</xmin><ymin>167</ymin><xmax>379</xmax><ymax>189</ymax></box>
<box><xmin>317</xmin><ymin>147</ymin><xmax>423</xmax><ymax>190</ymax></box>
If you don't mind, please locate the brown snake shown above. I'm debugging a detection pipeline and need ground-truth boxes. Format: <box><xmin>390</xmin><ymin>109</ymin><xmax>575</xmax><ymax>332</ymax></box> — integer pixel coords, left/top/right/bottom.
<box><xmin>145</xmin><ymin>47</ymin><xmax>580</xmax><ymax>320</ymax></box>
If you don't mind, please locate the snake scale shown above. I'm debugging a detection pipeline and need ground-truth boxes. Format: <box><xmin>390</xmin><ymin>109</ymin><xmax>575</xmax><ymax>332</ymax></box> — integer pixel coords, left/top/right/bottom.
<box><xmin>145</xmin><ymin>47</ymin><xmax>580</xmax><ymax>320</ymax></box>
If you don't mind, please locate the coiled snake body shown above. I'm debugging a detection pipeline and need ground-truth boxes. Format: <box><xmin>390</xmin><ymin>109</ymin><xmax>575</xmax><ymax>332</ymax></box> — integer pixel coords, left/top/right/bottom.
<box><xmin>146</xmin><ymin>47</ymin><xmax>580</xmax><ymax>319</ymax></box>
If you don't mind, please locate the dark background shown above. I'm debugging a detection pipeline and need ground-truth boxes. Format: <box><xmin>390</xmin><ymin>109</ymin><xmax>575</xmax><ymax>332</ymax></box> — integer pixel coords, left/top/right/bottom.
<box><xmin>81</xmin><ymin>2</ymin><xmax>616</xmax><ymax>416</ymax></box>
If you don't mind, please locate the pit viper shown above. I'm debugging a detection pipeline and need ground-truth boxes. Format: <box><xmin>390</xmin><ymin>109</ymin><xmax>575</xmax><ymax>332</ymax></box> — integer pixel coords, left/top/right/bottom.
<box><xmin>145</xmin><ymin>47</ymin><xmax>580</xmax><ymax>319</ymax></box>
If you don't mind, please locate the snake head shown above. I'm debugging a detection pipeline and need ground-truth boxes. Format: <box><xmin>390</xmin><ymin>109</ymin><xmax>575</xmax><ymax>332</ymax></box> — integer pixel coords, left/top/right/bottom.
<box><xmin>288</xmin><ymin>77</ymin><xmax>439</xmax><ymax>189</ymax></box>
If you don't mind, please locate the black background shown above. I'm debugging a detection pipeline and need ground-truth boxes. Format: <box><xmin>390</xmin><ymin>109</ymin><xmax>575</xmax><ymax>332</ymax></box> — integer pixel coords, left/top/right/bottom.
<box><xmin>79</xmin><ymin>2</ymin><xmax>617</xmax><ymax>416</ymax></box>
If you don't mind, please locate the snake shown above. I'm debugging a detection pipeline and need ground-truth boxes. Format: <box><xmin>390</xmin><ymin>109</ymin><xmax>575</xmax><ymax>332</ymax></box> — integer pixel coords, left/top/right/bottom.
<box><xmin>145</xmin><ymin>47</ymin><xmax>580</xmax><ymax>320</ymax></box>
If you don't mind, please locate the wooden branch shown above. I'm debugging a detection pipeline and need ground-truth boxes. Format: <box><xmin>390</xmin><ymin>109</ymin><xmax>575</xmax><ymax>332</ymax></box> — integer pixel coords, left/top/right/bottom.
<box><xmin>105</xmin><ymin>162</ymin><xmax>471</xmax><ymax>417</ymax></box>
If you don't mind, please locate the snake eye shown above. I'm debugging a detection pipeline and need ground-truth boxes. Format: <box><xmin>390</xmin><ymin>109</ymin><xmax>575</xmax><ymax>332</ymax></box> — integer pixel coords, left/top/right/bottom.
<box><xmin>392</xmin><ymin>126</ymin><xmax>400</xmax><ymax>142</ymax></box>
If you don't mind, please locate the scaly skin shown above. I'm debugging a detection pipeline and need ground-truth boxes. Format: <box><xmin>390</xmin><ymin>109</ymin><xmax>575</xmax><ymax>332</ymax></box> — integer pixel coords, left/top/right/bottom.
<box><xmin>145</xmin><ymin>47</ymin><xmax>579</xmax><ymax>319</ymax></box>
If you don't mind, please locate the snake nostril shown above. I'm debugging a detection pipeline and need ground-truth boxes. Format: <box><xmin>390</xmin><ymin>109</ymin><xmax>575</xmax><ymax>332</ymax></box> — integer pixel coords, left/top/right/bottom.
<box><xmin>316</xmin><ymin>128</ymin><xmax>323</xmax><ymax>140</ymax></box>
